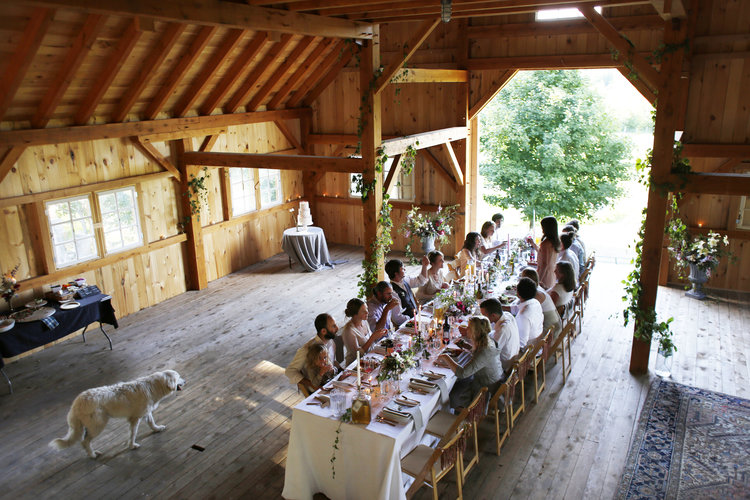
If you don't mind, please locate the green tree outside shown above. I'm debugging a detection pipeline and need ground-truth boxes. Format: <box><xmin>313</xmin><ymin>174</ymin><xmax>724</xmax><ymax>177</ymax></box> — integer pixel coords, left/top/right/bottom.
<box><xmin>480</xmin><ymin>70</ymin><xmax>631</xmax><ymax>223</ymax></box>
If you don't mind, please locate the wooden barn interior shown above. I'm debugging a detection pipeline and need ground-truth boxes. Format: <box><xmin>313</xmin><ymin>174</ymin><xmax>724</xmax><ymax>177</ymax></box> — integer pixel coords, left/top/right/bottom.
<box><xmin>0</xmin><ymin>0</ymin><xmax>748</xmax><ymax>498</ymax></box>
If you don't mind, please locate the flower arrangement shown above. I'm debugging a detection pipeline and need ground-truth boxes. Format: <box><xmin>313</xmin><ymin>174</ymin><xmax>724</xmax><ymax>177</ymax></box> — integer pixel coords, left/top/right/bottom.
<box><xmin>435</xmin><ymin>286</ymin><xmax>477</xmax><ymax>317</ymax></box>
<box><xmin>666</xmin><ymin>201</ymin><xmax>733</xmax><ymax>278</ymax></box>
<box><xmin>1</xmin><ymin>264</ymin><xmax>21</xmax><ymax>310</ymax></box>
<box><xmin>402</xmin><ymin>204</ymin><xmax>459</xmax><ymax>247</ymax></box>
<box><xmin>377</xmin><ymin>349</ymin><xmax>416</xmax><ymax>382</ymax></box>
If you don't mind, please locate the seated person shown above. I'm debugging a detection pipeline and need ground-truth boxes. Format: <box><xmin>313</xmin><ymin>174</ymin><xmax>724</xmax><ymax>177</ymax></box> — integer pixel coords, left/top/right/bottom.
<box><xmin>479</xmin><ymin>221</ymin><xmax>504</xmax><ymax>258</ymax></box>
<box><xmin>520</xmin><ymin>268</ymin><xmax>562</xmax><ymax>338</ymax></box>
<box><xmin>285</xmin><ymin>313</ymin><xmax>340</xmax><ymax>392</ymax></box>
<box><xmin>385</xmin><ymin>256</ymin><xmax>428</xmax><ymax>318</ymax></box>
<box><xmin>491</xmin><ymin>213</ymin><xmax>506</xmax><ymax>246</ymax></box>
<box><xmin>558</xmin><ymin>233</ymin><xmax>580</xmax><ymax>279</ymax></box>
<box><xmin>416</xmin><ymin>250</ymin><xmax>450</xmax><ymax>302</ymax></box>
<box><xmin>440</xmin><ymin>316</ymin><xmax>503</xmax><ymax>408</ymax></box>
<box><xmin>566</xmin><ymin>219</ymin><xmax>587</xmax><ymax>259</ymax></box>
<box><xmin>341</xmin><ymin>298</ymin><xmax>387</xmax><ymax>365</ymax></box>
<box><xmin>514</xmin><ymin>277</ymin><xmax>544</xmax><ymax>349</ymax></box>
<box><xmin>562</xmin><ymin>224</ymin><xmax>585</xmax><ymax>273</ymax></box>
<box><xmin>480</xmin><ymin>298</ymin><xmax>520</xmax><ymax>373</ymax></box>
<box><xmin>547</xmin><ymin>261</ymin><xmax>576</xmax><ymax>309</ymax></box>
<box><xmin>303</xmin><ymin>343</ymin><xmax>336</xmax><ymax>393</ymax></box>
<box><xmin>367</xmin><ymin>281</ymin><xmax>409</xmax><ymax>332</ymax></box>
<box><xmin>453</xmin><ymin>232</ymin><xmax>481</xmax><ymax>278</ymax></box>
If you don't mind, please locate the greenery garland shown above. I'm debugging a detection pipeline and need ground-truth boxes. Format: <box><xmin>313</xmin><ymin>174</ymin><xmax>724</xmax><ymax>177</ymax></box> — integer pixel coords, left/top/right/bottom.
<box><xmin>185</xmin><ymin>166</ymin><xmax>210</xmax><ymax>221</ymax></box>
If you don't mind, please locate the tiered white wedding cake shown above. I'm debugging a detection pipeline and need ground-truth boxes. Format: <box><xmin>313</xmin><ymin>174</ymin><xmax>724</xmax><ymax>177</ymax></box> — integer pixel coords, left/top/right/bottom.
<box><xmin>298</xmin><ymin>201</ymin><xmax>313</xmax><ymax>229</ymax></box>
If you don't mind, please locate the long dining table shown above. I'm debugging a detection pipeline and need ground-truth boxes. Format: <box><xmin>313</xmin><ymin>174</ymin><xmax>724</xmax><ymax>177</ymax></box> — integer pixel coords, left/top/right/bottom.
<box><xmin>282</xmin><ymin>318</ymin><xmax>460</xmax><ymax>500</ymax></box>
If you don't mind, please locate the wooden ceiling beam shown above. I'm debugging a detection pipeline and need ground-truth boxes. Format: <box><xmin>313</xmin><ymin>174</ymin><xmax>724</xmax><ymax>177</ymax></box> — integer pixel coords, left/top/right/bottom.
<box><xmin>0</xmin><ymin>8</ymin><xmax>54</xmax><ymax>121</ymax></box>
<box><xmin>467</xmin><ymin>15</ymin><xmax>665</xmax><ymax>38</ymax></box>
<box><xmin>373</xmin><ymin>18</ymin><xmax>440</xmax><ymax>96</ymax></box>
<box><xmin>225</xmin><ymin>34</ymin><xmax>294</xmax><ymax>113</ymax></box>
<box><xmin>662</xmin><ymin>173</ymin><xmax>750</xmax><ymax>196</ymax></box>
<box><xmin>199</xmin><ymin>134</ymin><xmax>221</xmax><ymax>153</ymax></box>
<box><xmin>199</xmin><ymin>32</ymin><xmax>269</xmax><ymax>116</ymax></box>
<box><xmin>75</xmin><ymin>17</ymin><xmax>142</xmax><ymax>125</ymax></box>
<box><xmin>144</xmin><ymin>25</ymin><xmax>218</xmax><ymax>120</ymax></box>
<box><xmin>287</xmin><ymin>39</ymin><xmax>347</xmax><ymax>108</ymax></box>
<box><xmin>0</xmin><ymin>108</ymin><xmax>311</xmax><ymax>147</ymax></box>
<box><xmin>32</xmin><ymin>13</ymin><xmax>106</xmax><ymax>128</ymax></box>
<box><xmin>441</xmin><ymin>142</ymin><xmax>465</xmax><ymax>185</ymax></box>
<box><xmin>383</xmin><ymin>154</ymin><xmax>402</xmax><ymax>194</ymax></box>
<box><xmin>172</xmin><ymin>29</ymin><xmax>246</xmax><ymax>118</ymax></box>
<box><xmin>18</xmin><ymin>0</ymin><xmax>374</xmax><ymax>39</ymax></box>
<box><xmin>246</xmin><ymin>36</ymin><xmax>316</xmax><ymax>112</ymax></box>
<box><xmin>274</xmin><ymin>120</ymin><xmax>304</xmax><ymax>153</ymax></box>
<box><xmin>390</xmin><ymin>68</ymin><xmax>468</xmax><ymax>83</ymax></box>
<box><xmin>579</xmin><ymin>4</ymin><xmax>663</xmax><ymax>91</ymax></box>
<box><xmin>650</xmin><ymin>0</ymin><xmax>687</xmax><ymax>20</ymax></box>
<box><xmin>0</xmin><ymin>147</ymin><xmax>27</xmax><ymax>185</ymax></box>
<box><xmin>130</xmin><ymin>136</ymin><xmax>181</xmax><ymax>180</ymax></box>
<box><xmin>267</xmin><ymin>38</ymin><xmax>335</xmax><ymax>110</ymax></box>
<box><xmin>112</xmin><ymin>23</ymin><xmax>186</xmax><ymax>122</ymax></box>
<box><xmin>682</xmin><ymin>143</ymin><xmax>750</xmax><ymax>158</ymax></box>
<box><xmin>182</xmin><ymin>151</ymin><xmax>365</xmax><ymax>173</ymax></box>
<box><xmin>466</xmin><ymin>52</ymin><xmax>652</xmax><ymax>70</ymax></box>
<box><xmin>380</xmin><ymin>127</ymin><xmax>467</xmax><ymax>156</ymax></box>
<box><xmin>468</xmin><ymin>69</ymin><xmax>517</xmax><ymax>120</ymax></box>
<box><xmin>300</xmin><ymin>42</ymin><xmax>359</xmax><ymax>107</ymax></box>
<box><xmin>616</xmin><ymin>66</ymin><xmax>657</xmax><ymax>106</ymax></box>
<box><xmin>713</xmin><ymin>158</ymin><xmax>746</xmax><ymax>173</ymax></box>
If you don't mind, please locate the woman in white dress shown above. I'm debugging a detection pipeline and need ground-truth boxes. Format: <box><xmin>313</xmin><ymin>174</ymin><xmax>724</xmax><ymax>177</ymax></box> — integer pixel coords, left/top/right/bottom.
<box><xmin>479</xmin><ymin>221</ymin><xmax>504</xmax><ymax>259</ymax></box>
<box><xmin>416</xmin><ymin>251</ymin><xmax>450</xmax><ymax>302</ymax></box>
<box><xmin>547</xmin><ymin>261</ymin><xmax>576</xmax><ymax>310</ymax></box>
<box><xmin>340</xmin><ymin>298</ymin><xmax>387</xmax><ymax>365</ymax></box>
<box><xmin>454</xmin><ymin>232</ymin><xmax>481</xmax><ymax>278</ymax></box>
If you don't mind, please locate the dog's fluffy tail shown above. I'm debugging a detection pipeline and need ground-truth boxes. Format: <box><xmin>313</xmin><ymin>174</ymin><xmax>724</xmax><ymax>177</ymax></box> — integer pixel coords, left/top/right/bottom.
<box><xmin>49</xmin><ymin>410</ymin><xmax>84</xmax><ymax>450</ymax></box>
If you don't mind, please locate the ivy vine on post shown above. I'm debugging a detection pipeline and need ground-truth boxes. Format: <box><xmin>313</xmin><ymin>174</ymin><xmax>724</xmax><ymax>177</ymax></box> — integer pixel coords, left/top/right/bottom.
<box><xmin>185</xmin><ymin>166</ymin><xmax>210</xmax><ymax>221</ymax></box>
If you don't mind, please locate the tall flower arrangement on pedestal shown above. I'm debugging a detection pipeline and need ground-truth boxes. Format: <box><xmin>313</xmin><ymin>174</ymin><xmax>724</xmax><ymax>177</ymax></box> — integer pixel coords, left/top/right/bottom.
<box><xmin>402</xmin><ymin>204</ymin><xmax>459</xmax><ymax>254</ymax></box>
<box><xmin>1</xmin><ymin>264</ymin><xmax>21</xmax><ymax>311</ymax></box>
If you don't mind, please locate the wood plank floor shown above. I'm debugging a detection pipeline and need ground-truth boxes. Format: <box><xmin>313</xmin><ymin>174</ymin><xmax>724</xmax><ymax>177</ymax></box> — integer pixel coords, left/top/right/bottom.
<box><xmin>0</xmin><ymin>245</ymin><xmax>747</xmax><ymax>499</ymax></box>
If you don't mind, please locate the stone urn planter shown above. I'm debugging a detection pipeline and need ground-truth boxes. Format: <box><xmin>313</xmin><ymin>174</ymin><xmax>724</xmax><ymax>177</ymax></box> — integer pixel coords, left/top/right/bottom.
<box><xmin>421</xmin><ymin>235</ymin><xmax>436</xmax><ymax>253</ymax></box>
<box><xmin>685</xmin><ymin>262</ymin><xmax>709</xmax><ymax>300</ymax></box>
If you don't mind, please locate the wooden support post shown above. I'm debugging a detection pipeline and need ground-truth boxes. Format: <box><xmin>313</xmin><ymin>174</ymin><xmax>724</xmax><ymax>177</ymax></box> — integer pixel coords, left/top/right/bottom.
<box><xmin>630</xmin><ymin>19</ymin><xmax>687</xmax><ymax>374</ymax></box>
<box><xmin>299</xmin><ymin>113</ymin><xmax>319</xmax><ymax>224</ymax></box>
<box><xmin>360</xmin><ymin>28</ymin><xmax>384</xmax><ymax>285</ymax></box>
<box><xmin>24</xmin><ymin>202</ymin><xmax>56</xmax><ymax>276</ymax></box>
<box><xmin>175</xmin><ymin>138</ymin><xmax>208</xmax><ymax>290</ymax></box>
<box><xmin>453</xmin><ymin>83</ymin><xmax>471</xmax><ymax>255</ymax></box>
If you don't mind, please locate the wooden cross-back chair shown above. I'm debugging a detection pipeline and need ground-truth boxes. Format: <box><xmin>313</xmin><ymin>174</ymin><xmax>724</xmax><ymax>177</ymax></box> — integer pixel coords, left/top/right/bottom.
<box><xmin>509</xmin><ymin>347</ymin><xmax>532</xmax><ymax>426</ymax></box>
<box><xmin>549</xmin><ymin>312</ymin><xmax>577</xmax><ymax>383</ymax></box>
<box><xmin>572</xmin><ymin>286</ymin><xmax>584</xmax><ymax>337</ymax></box>
<box><xmin>487</xmin><ymin>368</ymin><xmax>516</xmax><ymax>455</ymax></box>
<box><xmin>402</xmin><ymin>426</ymin><xmax>466</xmax><ymax>500</ymax></box>
<box><xmin>459</xmin><ymin>387</ymin><xmax>488</xmax><ymax>482</ymax></box>
<box><xmin>531</xmin><ymin>326</ymin><xmax>555</xmax><ymax>404</ymax></box>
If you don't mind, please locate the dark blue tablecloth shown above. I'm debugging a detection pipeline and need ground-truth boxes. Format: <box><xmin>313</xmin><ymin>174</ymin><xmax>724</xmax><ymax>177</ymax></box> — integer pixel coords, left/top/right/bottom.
<box><xmin>0</xmin><ymin>293</ymin><xmax>118</xmax><ymax>366</ymax></box>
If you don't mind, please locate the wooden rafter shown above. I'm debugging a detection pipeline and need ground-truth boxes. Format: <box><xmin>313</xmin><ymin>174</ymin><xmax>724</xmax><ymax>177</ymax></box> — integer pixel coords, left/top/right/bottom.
<box><xmin>579</xmin><ymin>5</ymin><xmax>663</xmax><ymax>92</ymax></box>
<box><xmin>382</xmin><ymin>154</ymin><xmax>402</xmax><ymax>194</ymax></box>
<box><xmin>274</xmin><ymin>121</ymin><xmax>304</xmax><ymax>153</ymax></box>
<box><xmin>173</xmin><ymin>29</ymin><xmax>246</xmax><ymax>117</ymax></box>
<box><xmin>380</xmin><ymin>127</ymin><xmax>467</xmax><ymax>156</ymax></box>
<box><xmin>144</xmin><ymin>26</ymin><xmax>218</xmax><ymax>120</ymax></box>
<box><xmin>199</xmin><ymin>32</ymin><xmax>269</xmax><ymax>115</ymax></box>
<box><xmin>650</xmin><ymin>0</ymin><xmax>687</xmax><ymax>20</ymax></box>
<box><xmin>441</xmin><ymin>142</ymin><xmax>465</xmax><ymax>185</ymax></box>
<box><xmin>267</xmin><ymin>38</ymin><xmax>335</xmax><ymax>110</ymax></box>
<box><xmin>466</xmin><ymin>53</ymin><xmax>652</xmax><ymax>70</ymax></box>
<box><xmin>0</xmin><ymin>8</ymin><xmax>54</xmax><ymax>120</ymax></box>
<box><xmin>32</xmin><ymin>13</ymin><xmax>106</xmax><ymax>128</ymax></box>
<box><xmin>75</xmin><ymin>18</ymin><xmax>142</xmax><ymax>125</ymax></box>
<box><xmin>616</xmin><ymin>66</ymin><xmax>657</xmax><ymax>106</ymax></box>
<box><xmin>130</xmin><ymin>137</ymin><xmax>181</xmax><ymax>180</ymax></box>
<box><xmin>300</xmin><ymin>42</ymin><xmax>359</xmax><ymax>107</ymax></box>
<box><xmin>287</xmin><ymin>39</ymin><xmax>348</xmax><ymax>108</ymax></box>
<box><xmin>467</xmin><ymin>15</ymin><xmax>665</xmax><ymax>38</ymax></box>
<box><xmin>390</xmin><ymin>68</ymin><xmax>468</xmax><ymax>83</ymax></box>
<box><xmin>112</xmin><ymin>23</ymin><xmax>186</xmax><ymax>122</ymax></box>
<box><xmin>682</xmin><ymin>143</ymin><xmax>750</xmax><ymax>158</ymax></box>
<box><xmin>183</xmin><ymin>151</ymin><xmax>364</xmax><ymax>173</ymax></box>
<box><xmin>18</xmin><ymin>0</ymin><xmax>375</xmax><ymax>39</ymax></box>
<box><xmin>0</xmin><ymin>147</ymin><xmax>27</xmax><ymax>184</ymax></box>
<box><xmin>713</xmin><ymin>158</ymin><xmax>745</xmax><ymax>173</ymax></box>
<box><xmin>468</xmin><ymin>69</ymin><xmax>517</xmax><ymax>120</ymax></box>
<box><xmin>372</xmin><ymin>18</ymin><xmax>440</xmax><ymax>95</ymax></box>
<box><xmin>662</xmin><ymin>173</ymin><xmax>750</xmax><ymax>196</ymax></box>
<box><xmin>0</xmin><ymin>108</ymin><xmax>311</xmax><ymax>147</ymax></box>
<box><xmin>225</xmin><ymin>34</ymin><xmax>294</xmax><ymax>113</ymax></box>
<box><xmin>246</xmin><ymin>36</ymin><xmax>316</xmax><ymax>111</ymax></box>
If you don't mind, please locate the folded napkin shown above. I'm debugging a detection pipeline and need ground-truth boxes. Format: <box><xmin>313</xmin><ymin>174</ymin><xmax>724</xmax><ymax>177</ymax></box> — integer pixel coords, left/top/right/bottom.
<box><xmin>313</xmin><ymin>395</ymin><xmax>330</xmax><ymax>407</ymax></box>
<box><xmin>409</xmin><ymin>378</ymin><xmax>439</xmax><ymax>393</ymax></box>
<box><xmin>331</xmin><ymin>380</ymin><xmax>355</xmax><ymax>390</ymax></box>
<box><xmin>41</xmin><ymin>316</ymin><xmax>59</xmax><ymax>330</ymax></box>
<box><xmin>381</xmin><ymin>407</ymin><xmax>412</xmax><ymax>425</ymax></box>
<box><xmin>421</xmin><ymin>371</ymin><xmax>445</xmax><ymax>381</ymax></box>
<box><xmin>394</xmin><ymin>397</ymin><xmax>420</xmax><ymax>407</ymax></box>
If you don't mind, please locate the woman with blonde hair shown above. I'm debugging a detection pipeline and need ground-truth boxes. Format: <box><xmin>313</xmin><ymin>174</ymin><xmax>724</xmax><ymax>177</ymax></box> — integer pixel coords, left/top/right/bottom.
<box><xmin>302</xmin><ymin>343</ymin><xmax>337</xmax><ymax>393</ymax></box>
<box><xmin>440</xmin><ymin>315</ymin><xmax>503</xmax><ymax>408</ymax></box>
<box><xmin>479</xmin><ymin>221</ymin><xmax>504</xmax><ymax>258</ymax></box>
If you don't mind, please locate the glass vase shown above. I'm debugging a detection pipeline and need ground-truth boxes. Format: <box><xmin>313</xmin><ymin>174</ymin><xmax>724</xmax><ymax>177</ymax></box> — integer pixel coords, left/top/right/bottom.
<box><xmin>653</xmin><ymin>348</ymin><xmax>673</xmax><ymax>378</ymax></box>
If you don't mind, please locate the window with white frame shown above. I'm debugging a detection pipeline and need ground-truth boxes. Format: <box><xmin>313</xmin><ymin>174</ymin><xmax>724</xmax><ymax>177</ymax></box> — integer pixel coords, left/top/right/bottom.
<box><xmin>536</xmin><ymin>6</ymin><xmax>601</xmax><ymax>21</ymax></box>
<box><xmin>258</xmin><ymin>169</ymin><xmax>282</xmax><ymax>208</ymax></box>
<box><xmin>46</xmin><ymin>195</ymin><xmax>99</xmax><ymax>268</ymax></box>
<box><xmin>97</xmin><ymin>186</ymin><xmax>143</xmax><ymax>253</ymax></box>
<box><xmin>350</xmin><ymin>173</ymin><xmax>363</xmax><ymax>197</ymax></box>
<box><xmin>738</xmin><ymin>196</ymin><xmax>750</xmax><ymax>229</ymax></box>
<box><xmin>386</xmin><ymin>165</ymin><xmax>415</xmax><ymax>201</ymax></box>
<box><xmin>229</xmin><ymin>168</ymin><xmax>256</xmax><ymax>216</ymax></box>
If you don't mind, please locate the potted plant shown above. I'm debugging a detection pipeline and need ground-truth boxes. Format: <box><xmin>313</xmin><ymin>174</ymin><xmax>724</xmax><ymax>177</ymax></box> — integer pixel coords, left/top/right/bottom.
<box><xmin>1</xmin><ymin>264</ymin><xmax>21</xmax><ymax>312</ymax></box>
<box><xmin>402</xmin><ymin>204</ymin><xmax>459</xmax><ymax>253</ymax></box>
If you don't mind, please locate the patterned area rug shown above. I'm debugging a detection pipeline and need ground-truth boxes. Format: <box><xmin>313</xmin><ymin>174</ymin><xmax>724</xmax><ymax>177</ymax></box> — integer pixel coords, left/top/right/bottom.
<box><xmin>617</xmin><ymin>377</ymin><xmax>750</xmax><ymax>499</ymax></box>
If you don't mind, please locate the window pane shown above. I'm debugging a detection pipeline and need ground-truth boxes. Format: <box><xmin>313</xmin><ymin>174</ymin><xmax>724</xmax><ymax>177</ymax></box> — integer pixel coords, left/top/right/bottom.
<box><xmin>56</xmin><ymin>243</ymin><xmax>77</xmax><ymax>266</ymax></box>
<box><xmin>120</xmin><ymin>209</ymin><xmax>136</xmax><ymax>226</ymax></box>
<box><xmin>96</xmin><ymin>187</ymin><xmax>143</xmax><ymax>254</ymax></box>
<box><xmin>52</xmin><ymin>223</ymin><xmax>74</xmax><ymax>243</ymax></box>
<box><xmin>48</xmin><ymin>202</ymin><xmax>70</xmax><ymax>224</ymax></box>
<box><xmin>99</xmin><ymin>192</ymin><xmax>117</xmax><ymax>213</ymax></box>
<box><xmin>73</xmin><ymin>218</ymin><xmax>94</xmax><ymax>237</ymax></box>
<box><xmin>259</xmin><ymin>170</ymin><xmax>281</xmax><ymax>208</ymax></box>
<box><xmin>102</xmin><ymin>211</ymin><xmax>120</xmax><ymax>230</ymax></box>
<box><xmin>76</xmin><ymin>237</ymin><xmax>97</xmax><ymax>259</ymax></box>
<box><xmin>70</xmin><ymin>198</ymin><xmax>91</xmax><ymax>219</ymax></box>
<box><xmin>116</xmin><ymin>190</ymin><xmax>132</xmax><ymax>207</ymax></box>
<box><xmin>104</xmin><ymin>230</ymin><xmax>123</xmax><ymax>250</ymax></box>
<box><xmin>121</xmin><ymin>226</ymin><xmax>140</xmax><ymax>246</ymax></box>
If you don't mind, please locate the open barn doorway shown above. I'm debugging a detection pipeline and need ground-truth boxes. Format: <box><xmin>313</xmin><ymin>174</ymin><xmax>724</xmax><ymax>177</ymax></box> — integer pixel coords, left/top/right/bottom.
<box><xmin>476</xmin><ymin>68</ymin><xmax>654</xmax><ymax>268</ymax></box>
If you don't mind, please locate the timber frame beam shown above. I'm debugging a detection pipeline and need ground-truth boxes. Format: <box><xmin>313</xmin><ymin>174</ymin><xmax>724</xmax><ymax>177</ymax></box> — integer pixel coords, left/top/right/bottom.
<box><xmin>18</xmin><ymin>0</ymin><xmax>375</xmax><ymax>39</ymax></box>
<box><xmin>380</xmin><ymin>127</ymin><xmax>467</xmax><ymax>156</ymax></box>
<box><xmin>183</xmin><ymin>152</ymin><xmax>364</xmax><ymax>173</ymax></box>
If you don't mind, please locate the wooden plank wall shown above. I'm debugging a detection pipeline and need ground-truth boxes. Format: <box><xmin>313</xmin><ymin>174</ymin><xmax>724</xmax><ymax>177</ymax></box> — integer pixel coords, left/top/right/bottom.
<box><xmin>669</xmin><ymin>0</ymin><xmax>750</xmax><ymax>291</ymax></box>
<box><xmin>0</xmin><ymin>122</ymin><xmax>300</xmax><ymax>318</ymax></box>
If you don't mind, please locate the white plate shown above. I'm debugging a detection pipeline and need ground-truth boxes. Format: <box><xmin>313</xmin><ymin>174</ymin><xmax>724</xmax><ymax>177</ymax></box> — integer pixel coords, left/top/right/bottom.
<box><xmin>11</xmin><ymin>306</ymin><xmax>55</xmax><ymax>323</ymax></box>
<box><xmin>0</xmin><ymin>319</ymin><xmax>15</xmax><ymax>333</ymax></box>
<box><xmin>60</xmin><ymin>301</ymin><xmax>80</xmax><ymax>310</ymax></box>
<box><xmin>25</xmin><ymin>299</ymin><xmax>47</xmax><ymax>309</ymax></box>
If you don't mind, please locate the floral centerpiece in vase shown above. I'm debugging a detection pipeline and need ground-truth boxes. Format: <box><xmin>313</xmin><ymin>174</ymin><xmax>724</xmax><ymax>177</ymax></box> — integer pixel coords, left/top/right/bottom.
<box><xmin>1</xmin><ymin>264</ymin><xmax>21</xmax><ymax>312</ymax></box>
<box><xmin>377</xmin><ymin>349</ymin><xmax>416</xmax><ymax>394</ymax></box>
<box><xmin>402</xmin><ymin>204</ymin><xmax>459</xmax><ymax>254</ymax></box>
<box><xmin>435</xmin><ymin>287</ymin><xmax>477</xmax><ymax>318</ymax></box>
<box><xmin>667</xmin><ymin>214</ymin><xmax>732</xmax><ymax>300</ymax></box>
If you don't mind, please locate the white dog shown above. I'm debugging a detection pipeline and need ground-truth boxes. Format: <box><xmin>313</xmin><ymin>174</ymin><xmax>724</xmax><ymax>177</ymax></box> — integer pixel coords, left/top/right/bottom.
<box><xmin>50</xmin><ymin>370</ymin><xmax>185</xmax><ymax>458</ymax></box>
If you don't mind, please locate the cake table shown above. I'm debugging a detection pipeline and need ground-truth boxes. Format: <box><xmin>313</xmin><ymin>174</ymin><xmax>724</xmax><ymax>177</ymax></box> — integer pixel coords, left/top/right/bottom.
<box><xmin>281</xmin><ymin>226</ymin><xmax>333</xmax><ymax>272</ymax></box>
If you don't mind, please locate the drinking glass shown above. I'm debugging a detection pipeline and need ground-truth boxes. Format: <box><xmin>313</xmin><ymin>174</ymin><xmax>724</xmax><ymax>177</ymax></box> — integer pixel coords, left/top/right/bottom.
<box><xmin>330</xmin><ymin>389</ymin><xmax>347</xmax><ymax>417</ymax></box>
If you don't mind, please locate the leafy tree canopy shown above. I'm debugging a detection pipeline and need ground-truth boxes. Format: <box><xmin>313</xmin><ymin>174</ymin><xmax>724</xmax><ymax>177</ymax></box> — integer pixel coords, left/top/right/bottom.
<box><xmin>479</xmin><ymin>70</ymin><xmax>631</xmax><ymax>222</ymax></box>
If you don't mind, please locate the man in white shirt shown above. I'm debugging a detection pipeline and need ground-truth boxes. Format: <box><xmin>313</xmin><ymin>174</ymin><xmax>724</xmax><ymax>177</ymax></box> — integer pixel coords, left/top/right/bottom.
<box><xmin>285</xmin><ymin>313</ymin><xmax>339</xmax><ymax>389</ymax></box>
<box><xmin>514</xmin><ymin>277</ymin><xmax>544</xmax><ymax>349</ymax></box>
<box><xmin>558</xmin><ymin>233</ymin><xmax>580</xmax><ymax>280</ymax></box>
<box><xmin>491</xmin><ymin>212</ymin><xmax>507</xmax><ymax>247</ymax></box>
<box><xmin>480</xmin><ymin>298</ymin><xmax>520</xmax><ymax>372</ymax></box>
<box><xmin>367</xmin><ymin>281</ymin><xmax>409</xmax><ymax>332</ymax></box>
<box><xmin>385</xmin><ymin>256</ymin><xmax>429</xmax><ymax>318</ymax></box>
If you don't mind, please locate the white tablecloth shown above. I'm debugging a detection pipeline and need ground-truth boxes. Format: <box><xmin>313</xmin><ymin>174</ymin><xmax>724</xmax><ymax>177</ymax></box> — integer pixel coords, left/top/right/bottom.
<box><xmin>282</xmin><ymin>226</ymin><xmax>332</xmax><ymax>272</ymax></box>
<box><xmin>282</xmin><ymin>339</ymin><xmax>457</xmax><ymax>500</ymax></box>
